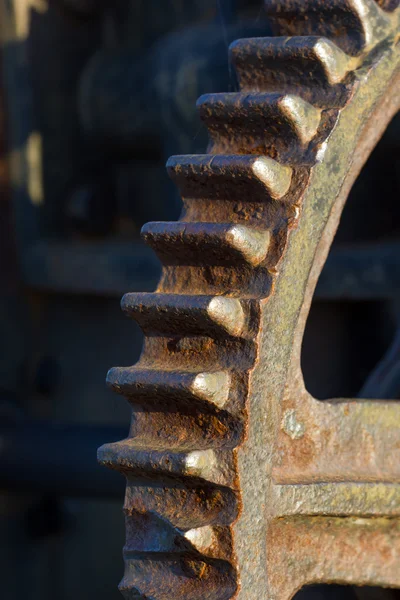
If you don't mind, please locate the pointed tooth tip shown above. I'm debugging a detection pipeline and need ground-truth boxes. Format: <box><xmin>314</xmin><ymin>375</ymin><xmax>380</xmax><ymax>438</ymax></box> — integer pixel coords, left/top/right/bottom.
<box><xmin>185</xmin><ymin>449</ymin><xmax>217</xmax><ymax>475</ymax></box>
<box><xmin>206</xmin><ymin>297</ymin><xmax>245</xmax><ymax>337</ymax></box>
<box><xmin>251</xmin><ymin>156</ymin><xmax>292</xmax><ymax>199</ymax></box>
<box><xmin>313</xmin><ymin>38</ymin><xmax>354</xmax><ymax>84</ymax></box>
<box><xmin>279</xmin><ymin>95</ymin><xmax>321</xmax><ymax>143</ymax></box>
<box><xmin>191</xmin><ymin>371</ymin><xmax>231</xmax><ymax>408</ymax></box>
<box><xmin>226</xmin><ymin>225</ymin><xmax>271</xmax><ymax>266</ymax></box>
<box><xmin>184</xmin><ymin>526</ymin><xmax>216</xmax><ymax>551</ymax></box>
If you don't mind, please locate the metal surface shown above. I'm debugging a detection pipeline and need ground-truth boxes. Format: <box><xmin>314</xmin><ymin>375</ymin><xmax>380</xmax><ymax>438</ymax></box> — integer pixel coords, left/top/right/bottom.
<box><xmin>98</xmin><ymin>1</ymin><xmax>400</xmax><ymax>598</ymax></box>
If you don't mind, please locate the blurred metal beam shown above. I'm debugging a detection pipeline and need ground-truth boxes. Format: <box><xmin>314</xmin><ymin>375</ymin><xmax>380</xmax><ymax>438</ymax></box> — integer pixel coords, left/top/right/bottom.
<box><xmin>317</xmin><ymin>242</ymin><xmax>400</xmax><ymax>300</ymax></box>
<box><xmin>0</xmin><ymin>419</ymin><xmax>127</xmax><ymax>498</ymax></box>
<box><xmin>359</xmin><ymin>326</ymin><xmax>400</xmax><ymax>399</ymax></box>
<box><xmin>19</xmin><ymin>239</ymin><xmax>400</xmax><ymax>299</ymax></box>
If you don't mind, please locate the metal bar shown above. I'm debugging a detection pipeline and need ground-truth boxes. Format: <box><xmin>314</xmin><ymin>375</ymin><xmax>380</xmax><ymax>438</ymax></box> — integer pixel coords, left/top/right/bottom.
<box><xmin>21</xmin><ymin>239</ymin><xmax>400</xmax><ymax>299</ymax></box>
<box><xmin>316</xmin><ymin>241</ymin><xmax>400</xmax><ymax>300</ymax></box>
<box><xmin>21</xmin><ymin>240</ymin><xmax>160</xmax><ymax>296</ymax></box>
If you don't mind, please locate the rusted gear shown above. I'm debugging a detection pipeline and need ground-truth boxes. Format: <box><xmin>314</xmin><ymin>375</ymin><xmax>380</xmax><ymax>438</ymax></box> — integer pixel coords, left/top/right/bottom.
<box><xmin>98</xmin><ymin>1</ymin><xmax>400</xmax><ymax>598</ymax></box>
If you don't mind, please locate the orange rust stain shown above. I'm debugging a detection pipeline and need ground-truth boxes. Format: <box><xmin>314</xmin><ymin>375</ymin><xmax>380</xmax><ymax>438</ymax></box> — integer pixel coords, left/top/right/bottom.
<box><xmin>278</xmin><ymin>433</ymin><xmax>316</xmax><ymax>470</ymax></box>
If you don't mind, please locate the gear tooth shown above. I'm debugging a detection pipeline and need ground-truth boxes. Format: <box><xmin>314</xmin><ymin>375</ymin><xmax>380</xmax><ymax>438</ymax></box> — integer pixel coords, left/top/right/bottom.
<box><xmin>98</xmin><ymin>443</ymin><xmax>235</xmax><ymax>488</ymax></box>
<box><xmin>191</xmin><ymin>371</ymin><xmax>231</xmax><ymax>408</ymax></box>
<box><xmin>263</xmin><ymin>0</ymin><xmax>392</xmax><ymax>56</ymax></box>
<box><xmin>231</xmin><ymin>36</ymin><xmax>355</xmax><ymax>106</ymax></box>
<box><xmin>197</xmin><ymin>92</ymin><xmax>321</xmax><ymax>160</ymax></box>
<box><xmin>225</xmin><ymin>225</ymin><xmax>271</xmax><ymax>266</ymax></box>
<box><xmin>167</xmin><ymin>154</ymin><xmax>292</xmax><ymax>201</ymax></box>
<box><xmin>120</xmin><ymin>557</ymin><xmax>237</xmax><ymax>600</ymax></box>
<box><xmin>107</xmin><ymin>368</ymin><xmax>231</xmax><ymax>410</ymax></box>
<box><xmin>183</xmin><ymin>526</ymin><xmax>232</xmax><ymax>559</ymax></box>
<box><xmin>250</xmin><ymin>156</ymin><xmax>293</xmax><ymax>199</ymax></box>
<box><xmin>125</xmin><ymin>483</ymin><xmax>239</xmax><ymax>530</ymax></box>
<box><xmin>125</xmin><ymin>512</ymin><xmax>232</xmax><ymax>560</ymax></box>
<box><xmin>206</xmin><ymin>296</ymin><xmax>245</xmax><ymax>338</ymax></box>
<box><xmin>183</xmin><ymin>525</ymin><xmax>218</xmax><ymax>554</ymax></box>
<box><xmin>279</xmin><ymin>94</ymin><xmax>322</xmax><ymax>144</ymax></box>
<box><xmin>142</xmin><ymin>221</ymin><xmax>271</xmax><ymax>267</ymax></box>
<box><xmin>121</xmin><ymin>293</ymin><xmax>246</xmax><ymax>338</ymax></box>
<box><xmin>312</xmin><ymin>37</ymin><xmax>356</xmax><ymax>84</ymax></box>
<box><xmin>120</xmin><ymin>491</ymin><xmax>237</xmax><ymax>596</ymax></box>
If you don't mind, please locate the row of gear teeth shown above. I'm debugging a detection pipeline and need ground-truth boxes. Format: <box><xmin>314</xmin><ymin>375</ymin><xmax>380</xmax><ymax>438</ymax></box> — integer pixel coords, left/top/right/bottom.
<box><xmin>98</xmin><ymin>1</ymin><xmax>399</xmax><ymax>598</ymax></box>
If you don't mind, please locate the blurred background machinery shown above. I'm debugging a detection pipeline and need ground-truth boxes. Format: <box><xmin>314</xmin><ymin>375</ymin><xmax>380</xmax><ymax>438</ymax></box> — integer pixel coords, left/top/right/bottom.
<box><xmin>0</xmin><ymin>1</ymin><xmax>399</xmax><ymax>599</ymax></box>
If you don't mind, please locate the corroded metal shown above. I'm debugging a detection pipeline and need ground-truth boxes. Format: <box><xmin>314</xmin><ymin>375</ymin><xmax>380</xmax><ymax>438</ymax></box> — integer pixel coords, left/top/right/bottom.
<box><xmin>98</xmin><ymin>1</ymin><xmax>400</xmax><ymax>598</ymax></box>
